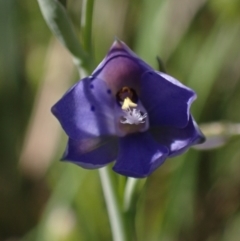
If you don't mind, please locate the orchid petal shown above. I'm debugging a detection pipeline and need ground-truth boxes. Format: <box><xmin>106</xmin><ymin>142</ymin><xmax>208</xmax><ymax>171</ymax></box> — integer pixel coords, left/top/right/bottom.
<box><xmin>92</xmin><ymin>40</ymin><xmax>151</xmax><ymax>94</ymax></box>
<box><xmin>151</xmin><ymin>115</ymin><xmax>205</xmax><ymax>157</ymax></box>
<box><xmin>140</xmin><ymin>71</ymin><xmax>196</xmax><ymax>128</ymax></box>
<box><xmin>52</xmin><ymin>77</ymin><xmax>116</xmax><ymax>140</ymax></box>
<box><xmin>113</xmin><ymin>132</ymin><xmax>169</xmax><ymax>178</ymax></box>
<box><xmin>63</xmin><ymin>137</ymin><xmax>118</xmax><ymax>169</ymax></box>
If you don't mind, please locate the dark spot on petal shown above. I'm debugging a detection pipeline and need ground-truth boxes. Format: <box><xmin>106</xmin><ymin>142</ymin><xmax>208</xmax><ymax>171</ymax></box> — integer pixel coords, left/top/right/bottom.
<box><xmin>91</xmin><ymin>105</ymin><xmax>95</xmax><ymax>111</ymax></box>
<box><xmin>89</xmin><ymin>75</ymin><xmax>94</xmax><ymax>79</ymax></box>
<box><xmin>107</xmin><ymin>89</ymin><xmax>111</xmax><ymax>94</ymax></box>
<box><xmin>90</xmin><ymin>84</ymin><xmax>94</xmax><ymax>89</ymax></box>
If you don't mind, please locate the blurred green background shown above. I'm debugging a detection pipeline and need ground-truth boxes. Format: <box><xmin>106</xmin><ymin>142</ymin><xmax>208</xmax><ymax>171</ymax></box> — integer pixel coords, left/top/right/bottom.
<box><xmin>1</xmin><ymin>0</ymin><xmax>240</xmax><ymax>240</ymax></box>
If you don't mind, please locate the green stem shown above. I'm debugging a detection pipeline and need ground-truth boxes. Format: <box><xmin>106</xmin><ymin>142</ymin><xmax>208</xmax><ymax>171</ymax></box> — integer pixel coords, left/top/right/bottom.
<box><xmin>118</xmin><ymin>175</ymin><xmax>127</xmax><ymax>203</ymax></box>
<box><xmin>122</xmin><ymin>177</ymin><xmax>146</xmax><ymax>240</ymax></box>
<box><xmin>123</xmin><ymin>178</ymin><xmax>139</xmax><ymax>212</ymax></box>
<box><xmin>123</xmin><ymin>177</ymin><xmax>146</xmax><ymax>212</ymax></box>
<box><xmin>81</xmin><ymin>0</ymin><xmax>95</xmax><ymax>60</ymax></box>
<box><xmin>99</xmin><ymin>167</ymin><xmax>127</xmax><ymax>241</ymax></box>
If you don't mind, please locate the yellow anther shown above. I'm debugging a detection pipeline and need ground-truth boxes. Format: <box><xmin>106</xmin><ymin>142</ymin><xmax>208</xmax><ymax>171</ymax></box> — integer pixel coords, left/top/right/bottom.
<box><xmin>121</xmin><ymin>97</ymin><xmax>137</xmax><ymax>110</ymax></box>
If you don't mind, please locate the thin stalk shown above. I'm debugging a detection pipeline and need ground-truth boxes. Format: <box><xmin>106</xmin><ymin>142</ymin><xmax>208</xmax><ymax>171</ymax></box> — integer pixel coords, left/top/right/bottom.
<box><xmin>123</xmin><ymin>178</ymin><xmax>139</xmax><ymax>212</ymax></box>
<box><xmin>81</xmin><ymin>0</ymin><xmax>95</xmax><ymax>57</ymax></box>
<box><xmin>118</xmin><ymin>175</ymin><xmax>127</xmax><ymax>204</ymax></box>
<box><xmin>123</xmin><ymin>177</ymin><xmax>146</xmax><ymax>212</ymax></box>
<box><xmin>99</xmin><ymin>167</ymin><xmax>127</xmax><ymax>241</ymax></box>
<box><xmin>123</xmin><ymin>177</ymin><xmax>146</xmax><ymax>240</ymax></box>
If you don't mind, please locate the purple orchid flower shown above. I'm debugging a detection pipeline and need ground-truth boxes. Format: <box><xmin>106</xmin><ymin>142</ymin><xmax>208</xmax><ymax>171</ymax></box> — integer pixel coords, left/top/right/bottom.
<box><xmin>51</xmin><ymin>40</ymin><xmax>205</xmax><ymax>178</ymax></box>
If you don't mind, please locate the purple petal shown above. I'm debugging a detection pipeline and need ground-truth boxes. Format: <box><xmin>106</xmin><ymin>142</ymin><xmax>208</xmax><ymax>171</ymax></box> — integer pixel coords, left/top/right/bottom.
<box><xmin>93</xmin><ymin>40</ymin><xmax>152</xmax><ymax>76</ymax></box>
<box><xmin>113</xmin><ymin>132</ymin><xmax>169</xmax><ymax>178</ymax></box>
<box><xmin>62</xmin><ymin>137</ymin><xmax>118</xmax><ymax>169</ymax></box>
<box><xmin>92</xmin><ymin>40</ymin><xmax>151</xmax><ymax>94</ymax></box>
<box><xmin>150</xmin><ymin>115</ymin><xmax>205</xmax><ymax>157</ymax></box>
<box><xmin>51</xmin><ymin>77</ymin><xmax>116</xmax><ymax>140</ymax></box>
<box><xmin>140</xmin><ymin>71</ymin><xmax>196</xmax><ymax>128</ymax></box>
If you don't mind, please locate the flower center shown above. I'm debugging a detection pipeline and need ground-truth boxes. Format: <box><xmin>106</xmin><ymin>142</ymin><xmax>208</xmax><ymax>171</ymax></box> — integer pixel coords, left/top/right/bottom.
<box><xmin>120</xmin><ymin>107</ymin><xmax>147</xmax><ymax>125</ymax></box>
<box><xmin>116</xmin><ymin>86</ymin><xmax>147</xmax><ymax>126</ymax></box>
<box><xmin>116</xmin><ymin>86</ymin><xmax>138</xmax><ymax>104</ymax></box>
<box><xmin>121</xmin><ymin>97</ymin><xmax>137</xmax><ymax>110</ymax></box>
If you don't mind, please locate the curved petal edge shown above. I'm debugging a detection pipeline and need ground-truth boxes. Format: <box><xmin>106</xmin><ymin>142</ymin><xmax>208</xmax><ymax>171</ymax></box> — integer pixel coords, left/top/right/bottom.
<box><xmin>113</xmin><ymin>132</ymin><xmax>169</xmax><ymax>178</ymax></box>
<box><xmin>51</xmin><ymin>77</ymin><xmax>116</xmax><ymax>140</ymax></box>
<box><xmin>140</xmin><ymin>71</ymin><xmax>196</xmax><ymax>128</ymax></box>
<box><xmin>62</xmin><ymin>137</ymin><xmax>118</xmax><ymax>169</ymax></box>
<box><xmin>151</xmin><ymin>115</ymin><xmax>205</xmax><ymax>158</ymax></box>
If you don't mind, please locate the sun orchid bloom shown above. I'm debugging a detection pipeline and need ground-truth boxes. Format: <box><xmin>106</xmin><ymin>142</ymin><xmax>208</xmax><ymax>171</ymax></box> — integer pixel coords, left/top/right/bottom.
<box><xmin>51</xmin><ymin>40</ymin><xmax>205</xmax><ymax>178</ymax></box>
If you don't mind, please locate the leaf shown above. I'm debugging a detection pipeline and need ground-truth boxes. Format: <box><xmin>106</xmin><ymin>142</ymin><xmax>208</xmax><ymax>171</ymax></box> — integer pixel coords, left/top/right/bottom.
<box><xmin>37</xmin><ymin>0</ymin><xmax>90</xmax><ymax>70</ymax></box>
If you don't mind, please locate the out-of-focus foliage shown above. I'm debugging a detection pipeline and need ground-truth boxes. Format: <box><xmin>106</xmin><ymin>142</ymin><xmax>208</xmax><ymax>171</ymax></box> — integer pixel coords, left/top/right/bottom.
<box><xmin>0</xmin><ymin>0</ymin><xmax>240</xmax><ymax>240</ymax></box>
